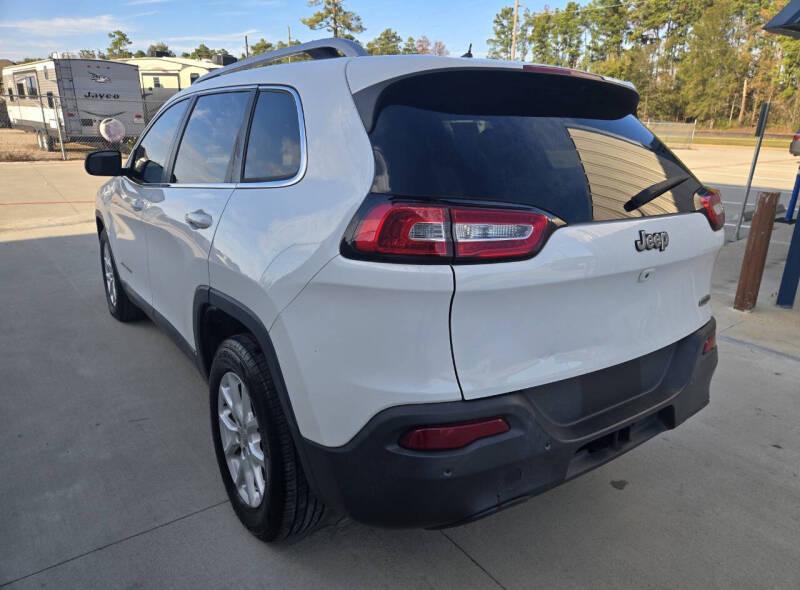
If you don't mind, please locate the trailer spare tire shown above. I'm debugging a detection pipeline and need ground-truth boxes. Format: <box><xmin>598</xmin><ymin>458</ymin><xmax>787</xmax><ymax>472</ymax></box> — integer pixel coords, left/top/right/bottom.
<box><xmin>99</xmin><ymin>118</ymin><xmax>126</xmax><ymax>145</ymax></box>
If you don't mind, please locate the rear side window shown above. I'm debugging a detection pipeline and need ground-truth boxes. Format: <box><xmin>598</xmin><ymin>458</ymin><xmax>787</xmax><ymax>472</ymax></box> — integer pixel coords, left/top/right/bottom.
<box><xmin>364</xmin><ymin>70</ymin><xmax>699</xmax><ymax>224</ymax></box>
<box><xmin>172</xmin><ymin>92</ymin><xmax>250</xmax><ymax>184</ymax></box>
<box><xmin>243</xmin><ymin>90</ymin><xmax>302</xmax><ymax>182</ymax></box>
<box><xmin>129</xmin><ymin>99</ymin><xmax>189</xmax><ymax>184</ymax></box>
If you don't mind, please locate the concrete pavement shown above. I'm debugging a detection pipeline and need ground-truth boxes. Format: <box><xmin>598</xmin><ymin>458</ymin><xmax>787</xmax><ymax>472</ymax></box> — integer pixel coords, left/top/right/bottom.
<box><xmin>1</xmin><ymin>153</ymin><xmax>799</xmax><ymax>589</ymax></box>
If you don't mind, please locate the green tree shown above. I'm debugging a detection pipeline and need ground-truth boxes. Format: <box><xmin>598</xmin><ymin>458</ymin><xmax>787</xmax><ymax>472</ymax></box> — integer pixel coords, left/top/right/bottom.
<box><xmin>147</xmin><ymin>42</ymin><xmax>175</xmax><ymax>57</ymax></box>
<box><xmin>79</xmin><ymin>49</ymin><xmax>96</xmax><ymax>59</ymax></box>
<box><xmin>301</xmin><ymin>0</ymin><xmax>364</xmax><ymax>38</ymax></box>
<box><xmin>679</xmin><ymin>0</ymin><xmax>738</xmax><ymax>122</ymax></box>
<box><xmin>527</xmin><ymin>8</ymin><xmax>556</xmax><ymax>64</ymax></box>
<box><xmin>190</xmin><ymin>44</ymin><xmax>212</xmax><ymax>59</ymax></box>
<box><xmin>487</xmin><ymin>6</ymin><xmax>527</xmax><ymax>60</ymax></box>
<box><xmin>366</xmin><ymin>28</ymin><xmax>403</xmax><ymax>55</ymax></box>
<box><xmin>133</xmin><ymin>50</ymin><xmax>146</xmax><ymax>58</ymax></box>
<box><xmin>106</xmin><ymin>30</ymin><xmax>133</xmax><ymax>59</ymax></box>
<box><xmin>553</xmin><ymin>3</ymin><xmax>582</xmax><ymax>67</ymax></box>
<box><xmin>402</xmin><ymin>36</ymin><xmax>417</xmax><ymax>54</ymax></box>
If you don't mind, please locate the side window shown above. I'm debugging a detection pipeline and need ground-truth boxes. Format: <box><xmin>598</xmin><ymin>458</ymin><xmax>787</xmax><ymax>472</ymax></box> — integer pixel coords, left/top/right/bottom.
<box><xmin>171</xmin><ymin>92</ymin><xmax>250</xmax><ymax>184</ymax></box>
<box><xmin>128</xmin><ymin>99</ymin><xmax>189</xmax><ymax>184</ymax></box>
<box><xmin>24</xmin><ymin>76</ymin><xmax>37</xmax><ymax>98</ymax></box>
<box><xmin>243</xmin><ymin>90</ymin><xmax>302</xmax><ymax>182</ymax></box>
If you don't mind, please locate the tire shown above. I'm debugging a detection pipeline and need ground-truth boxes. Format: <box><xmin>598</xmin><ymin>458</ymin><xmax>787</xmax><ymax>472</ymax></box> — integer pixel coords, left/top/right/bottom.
<box><xmin>43</xmin><ymin>134</ymin><xmax>54</xmax><ymax>152</ymax></box>
<box><xmin>209</xmin><ymin>334</ymin><xmax>327</xmax><ymax>543</ymax></box>
<box><xmin>99</xmin><ymin>229</ymin><xmax>144</xmax><ymax>322</ymax></box>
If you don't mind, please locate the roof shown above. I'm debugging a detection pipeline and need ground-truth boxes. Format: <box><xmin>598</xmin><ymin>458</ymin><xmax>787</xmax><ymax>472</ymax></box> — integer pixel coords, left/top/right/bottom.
<box><xmin>765</xmin><ymin>0</ymin><xmax>800</xmax><ymax>37</ymax></box>
<box><xmin>123</xmin><ymin>56</ymin><xmax>221</xmax><ymax>71</ymax></box>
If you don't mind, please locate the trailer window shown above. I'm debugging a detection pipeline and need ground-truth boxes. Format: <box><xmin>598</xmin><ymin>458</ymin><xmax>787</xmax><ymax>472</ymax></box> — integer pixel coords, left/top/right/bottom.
<box><xmin>16</xmin><ymin>83</ymin><xmax>24</xmax><ymax>97</ymax></box>
<box><xmin>21</xmin><ymin>76</ymin><xmax>37</xmax><ymax>98</ymax></box>
<box><xmin>7</xmin><ymin>88</ymin><xmax>13</xmax><ymax>102</ymax></box>
<box><xmin>46</xmin><ymin>92</ymin><xmax>54</xmax><ymax>108</ymax></box>
<box><xmin>153</xmin><ymin>77</ymin><xmax>161</xmax><ymax>88</ymax></box>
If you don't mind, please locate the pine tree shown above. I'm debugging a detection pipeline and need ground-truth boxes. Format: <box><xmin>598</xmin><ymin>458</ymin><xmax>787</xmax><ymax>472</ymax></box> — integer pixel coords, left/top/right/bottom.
<box><xmin>402</xmin><ymin>37</ymin><xmax>417</xmax><ymax>54</ymax></box>
<box><xmin>106</xmin><ymin>31</ymin><xmax>133</xmax><ymax>59</ymax></box>
<box><xmin>366</xmin><ymin>29</ymin><xmax>403</xmax><ymax>55</ymax></box>
<box><xmin>488</xmin><ymin>6</ymin><xmax>526</xmax><ymax>60</ymax></box>
<box><xmin>301</xmin><ymin>0</ymin><xmax>364</xmax><ymax>39</ymax></box>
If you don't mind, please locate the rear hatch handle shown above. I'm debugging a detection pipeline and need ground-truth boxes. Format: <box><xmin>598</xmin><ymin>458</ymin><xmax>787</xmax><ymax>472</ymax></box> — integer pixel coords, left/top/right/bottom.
<box><xmin>624</xmin><ymin>175</ymin><xmax>691</xmax><ymax>212</ymax></box>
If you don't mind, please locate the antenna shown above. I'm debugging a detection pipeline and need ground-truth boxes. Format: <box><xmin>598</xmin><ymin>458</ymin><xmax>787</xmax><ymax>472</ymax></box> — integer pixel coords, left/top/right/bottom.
<box><xmin>461</xmin><ymin>43</ymin><xmax>473</xmax><ymax>58</ymax></box>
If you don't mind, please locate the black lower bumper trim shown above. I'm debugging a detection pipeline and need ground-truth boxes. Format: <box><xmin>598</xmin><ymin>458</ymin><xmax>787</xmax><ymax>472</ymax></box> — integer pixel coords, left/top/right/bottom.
<box><xmin>301</xmin><ymin>318</ymin><xmax>717</xmax><ymax>529</ymax></box>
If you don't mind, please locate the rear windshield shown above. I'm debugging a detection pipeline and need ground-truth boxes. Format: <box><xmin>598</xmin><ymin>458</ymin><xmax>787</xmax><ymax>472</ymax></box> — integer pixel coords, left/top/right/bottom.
<box><xmin>364</xmin><ymin>73</ymin><xmax>700</xmax><ymax>224</ymax></box>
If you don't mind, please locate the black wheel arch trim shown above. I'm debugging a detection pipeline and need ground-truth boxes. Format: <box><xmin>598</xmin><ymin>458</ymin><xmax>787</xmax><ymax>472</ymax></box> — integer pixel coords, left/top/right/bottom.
<box><xmin>193</xmin><ymin>286</ymin><xmax>324</xmax><ymax>497</ymax></box>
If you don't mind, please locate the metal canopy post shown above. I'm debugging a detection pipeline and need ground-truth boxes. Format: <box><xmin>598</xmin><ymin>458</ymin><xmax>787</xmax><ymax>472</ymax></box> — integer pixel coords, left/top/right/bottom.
<box><xmin>735</xmin><ymin>102</ymin><xmax>770</xmax><ymax>241</ymax></box>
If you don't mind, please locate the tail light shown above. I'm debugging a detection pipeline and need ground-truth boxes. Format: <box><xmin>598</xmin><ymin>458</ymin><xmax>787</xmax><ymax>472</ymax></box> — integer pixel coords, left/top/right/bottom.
<box><xmin>695</xmin><ymin>187</ymin><xmax>725</xmax><ymax>231</ymax></box>
<box><xmin>793</xmin><ymin>132</ymin><xmax>800</xmax><ymax>142</ymax></box>
<box><xmin>399</xmin><ymin>417</ymin><xmax>510</xmax><ymax>451</ymax></box>
<box><xmin>342</xmin><ymin>195</ymin><xmax>560</xmax><ymax>263</ymax></box>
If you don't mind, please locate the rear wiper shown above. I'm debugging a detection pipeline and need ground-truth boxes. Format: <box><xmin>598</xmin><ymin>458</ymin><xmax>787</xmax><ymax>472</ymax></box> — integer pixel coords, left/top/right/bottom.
<box><xmin>623</xmin><ymin>175</ymin><xmax>691</xmax><ymax>212</ymax></box>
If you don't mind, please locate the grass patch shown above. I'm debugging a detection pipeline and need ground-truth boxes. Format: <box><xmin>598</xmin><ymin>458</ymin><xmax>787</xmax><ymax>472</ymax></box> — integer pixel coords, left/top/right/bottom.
<box><xmin>0</xmin><ymin>148</ymin><xmax>35</xmax><ymax>162</ymax></box>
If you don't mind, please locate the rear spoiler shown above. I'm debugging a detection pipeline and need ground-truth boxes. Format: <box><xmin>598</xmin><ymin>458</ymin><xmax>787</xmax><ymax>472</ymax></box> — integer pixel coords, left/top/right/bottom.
<box><xmin>352</xmin><ymin>66</ymin><xmax>640</xmax><ymax>133</ymax></box>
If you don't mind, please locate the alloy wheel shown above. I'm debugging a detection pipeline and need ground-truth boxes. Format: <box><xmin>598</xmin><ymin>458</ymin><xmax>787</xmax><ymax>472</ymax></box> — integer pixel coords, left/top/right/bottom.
<box><xmin>103</xmin><ymin>243</ymin><xmax>117</xmax><ymax>308</ymax></box>
<box><xmin>217</xmin><ymin>371</ymin><xmax>267</xmax><ymax>508</ymax></box>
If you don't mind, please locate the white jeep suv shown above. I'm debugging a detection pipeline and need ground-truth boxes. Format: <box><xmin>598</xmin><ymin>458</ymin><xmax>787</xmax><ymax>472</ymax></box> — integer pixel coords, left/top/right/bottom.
<box><xmin>86</xmin><ymin>38</ymin><xmax>724</xmax><ymax>542</ymax></box>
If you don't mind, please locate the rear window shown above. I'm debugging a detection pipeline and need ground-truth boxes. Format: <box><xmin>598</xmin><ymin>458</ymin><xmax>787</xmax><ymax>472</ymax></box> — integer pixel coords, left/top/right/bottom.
<box><xmin>364</xmin><ymin>71</ymin><xmax>700</xmax><ymax>224</ymax></box>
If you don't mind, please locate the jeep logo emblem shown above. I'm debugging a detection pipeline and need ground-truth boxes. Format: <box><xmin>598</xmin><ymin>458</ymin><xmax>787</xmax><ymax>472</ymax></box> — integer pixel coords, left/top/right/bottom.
<box><xmin>635</xmin><ymin>230</ymin><xmax>669</xmax><ymax>252</ymax></box>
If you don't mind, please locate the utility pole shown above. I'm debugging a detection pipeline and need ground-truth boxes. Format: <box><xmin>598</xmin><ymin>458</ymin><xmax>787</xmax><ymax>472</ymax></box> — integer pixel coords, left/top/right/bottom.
<box><xmin>287</xmin><ymin>25</ymin><xmax>292</xmax><ymax>44</ymax></box>
<box><xmin>244</xmin><ymin>34</ymin><xmax>249</xmax><ymax>58</ymax></box>
<box><xmin>510</xmin><ymin>0</ymin><xmax>519</xmax><ymax>60</ymax></box>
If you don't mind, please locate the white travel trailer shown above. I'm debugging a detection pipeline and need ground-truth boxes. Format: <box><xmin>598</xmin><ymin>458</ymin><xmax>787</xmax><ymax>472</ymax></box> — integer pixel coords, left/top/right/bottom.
<box><xmin>1</xmin><ymin>56</ymin><xmax>147</xmax><ymax>150</ymax></box>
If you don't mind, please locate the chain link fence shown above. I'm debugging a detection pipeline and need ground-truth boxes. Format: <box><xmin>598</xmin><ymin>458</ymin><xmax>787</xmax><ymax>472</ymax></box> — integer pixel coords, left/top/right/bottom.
<box><xmin>644</xmin><ymin>120</ymin><xmax>697</xmax><ymax>149</ymax></box>
<box><xmin>0</xmin><ymin>92</ymin><xmax>167</xmax><ymax>161</ymax></box>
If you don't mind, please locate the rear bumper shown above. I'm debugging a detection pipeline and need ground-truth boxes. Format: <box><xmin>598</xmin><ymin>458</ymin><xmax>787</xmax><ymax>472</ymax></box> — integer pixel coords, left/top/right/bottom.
<box><xmin>301</xmin><ymin>318</ymin><xmax>717</xmax><ymax>529</ymax></box>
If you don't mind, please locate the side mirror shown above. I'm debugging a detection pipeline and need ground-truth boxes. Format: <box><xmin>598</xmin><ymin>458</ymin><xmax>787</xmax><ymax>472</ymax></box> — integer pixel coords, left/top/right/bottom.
<box><xmin>85</xmin><ymin>150</ymin><xmax>122</xmax><ymax>176</ymax></box>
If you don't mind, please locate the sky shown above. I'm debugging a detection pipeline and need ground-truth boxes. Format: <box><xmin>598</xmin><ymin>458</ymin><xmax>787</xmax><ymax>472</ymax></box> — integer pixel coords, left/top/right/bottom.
<box><xmin>0</xmin><ymin>0</ymin><xmax>574</xmax><ymax>62</ymax></box>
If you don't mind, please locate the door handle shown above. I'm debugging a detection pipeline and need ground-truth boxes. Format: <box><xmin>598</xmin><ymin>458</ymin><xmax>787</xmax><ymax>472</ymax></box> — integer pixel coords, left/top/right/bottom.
<box><xmin>131</xmin><ymin>198</ymin><xmax>145</xmax><ymax>212</ymax></box>
<box><xmin>185</xmin><ymin>209</ymin><xmax>213</xmax><ymax>230</ymax></box>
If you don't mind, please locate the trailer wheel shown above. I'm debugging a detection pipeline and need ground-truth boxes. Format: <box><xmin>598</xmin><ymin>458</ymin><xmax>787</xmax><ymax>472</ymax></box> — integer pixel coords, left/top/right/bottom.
<box><xmin>43</xmin><ymin>134</ymin><xmax>54</xmax><ymax>152</ymax></box>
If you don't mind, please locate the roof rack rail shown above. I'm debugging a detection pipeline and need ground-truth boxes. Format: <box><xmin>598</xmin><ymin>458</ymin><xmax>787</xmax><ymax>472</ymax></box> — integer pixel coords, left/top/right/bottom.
<box><xmin>197</xmin><ymin>38</ymin><xmax>367</xmax><ymax>83</ymax></box>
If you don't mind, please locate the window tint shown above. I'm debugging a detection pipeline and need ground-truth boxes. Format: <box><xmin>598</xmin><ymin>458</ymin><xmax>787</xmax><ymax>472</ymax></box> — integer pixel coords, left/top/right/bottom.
<box><xmin>172</xmin><ymin>92</ymin><xmax>250</xmax><ymax>183</ymax></box>
<box><xmin>243</xmin><ymin>90</ymin><xmax>302</xmax><ymax>182</ymax></box>
<box><xmin>369</xmin><ymin>107</ymin><xmax>699</xmax><ymax>224</ymax></box>
<box><xmin>129</xmin><ymin>99</ymin><xmax>189</xmax><ymax>184</ymax></box>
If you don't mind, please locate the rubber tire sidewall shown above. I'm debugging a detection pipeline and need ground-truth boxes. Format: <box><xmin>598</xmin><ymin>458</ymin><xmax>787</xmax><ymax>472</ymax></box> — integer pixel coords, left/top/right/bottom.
<box><xmin>99</xmin><ymin>229</ymin><xmax>142</xmax><ymax>322</ymax></box>
<box><xmin>209</xmin><ymin>337</ymin><xmax>286</xmax><ymax>541</ymax></box>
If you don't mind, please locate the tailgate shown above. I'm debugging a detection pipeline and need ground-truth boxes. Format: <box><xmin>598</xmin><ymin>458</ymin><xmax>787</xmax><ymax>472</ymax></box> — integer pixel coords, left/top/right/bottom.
<box><xmin>452</xmin><ymin>213</ymin><xmax>723</xmax><ymax>399</ymax></box>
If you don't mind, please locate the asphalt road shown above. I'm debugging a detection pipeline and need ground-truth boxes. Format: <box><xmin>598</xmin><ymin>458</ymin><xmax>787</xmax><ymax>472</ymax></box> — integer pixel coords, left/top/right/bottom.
<box><xmin>1</xmin><ymin>152</ymin><xmax>799</xmax><ymax>589</ymax></box>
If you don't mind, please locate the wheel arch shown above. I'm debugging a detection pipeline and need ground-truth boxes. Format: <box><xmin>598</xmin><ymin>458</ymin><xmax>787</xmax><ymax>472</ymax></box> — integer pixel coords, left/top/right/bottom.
<box><xmin>193</xmin><ymin>286</ymin><xmax>323</xmax><ymax>495</ymax></box>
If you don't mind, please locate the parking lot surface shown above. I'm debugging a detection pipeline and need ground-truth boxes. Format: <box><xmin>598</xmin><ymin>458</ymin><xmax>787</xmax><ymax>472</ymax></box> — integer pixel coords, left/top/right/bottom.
<box><xmin>1</xmin><ymin>152</ymin><xmax>799</xmax><ymax>588</ymax></box>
